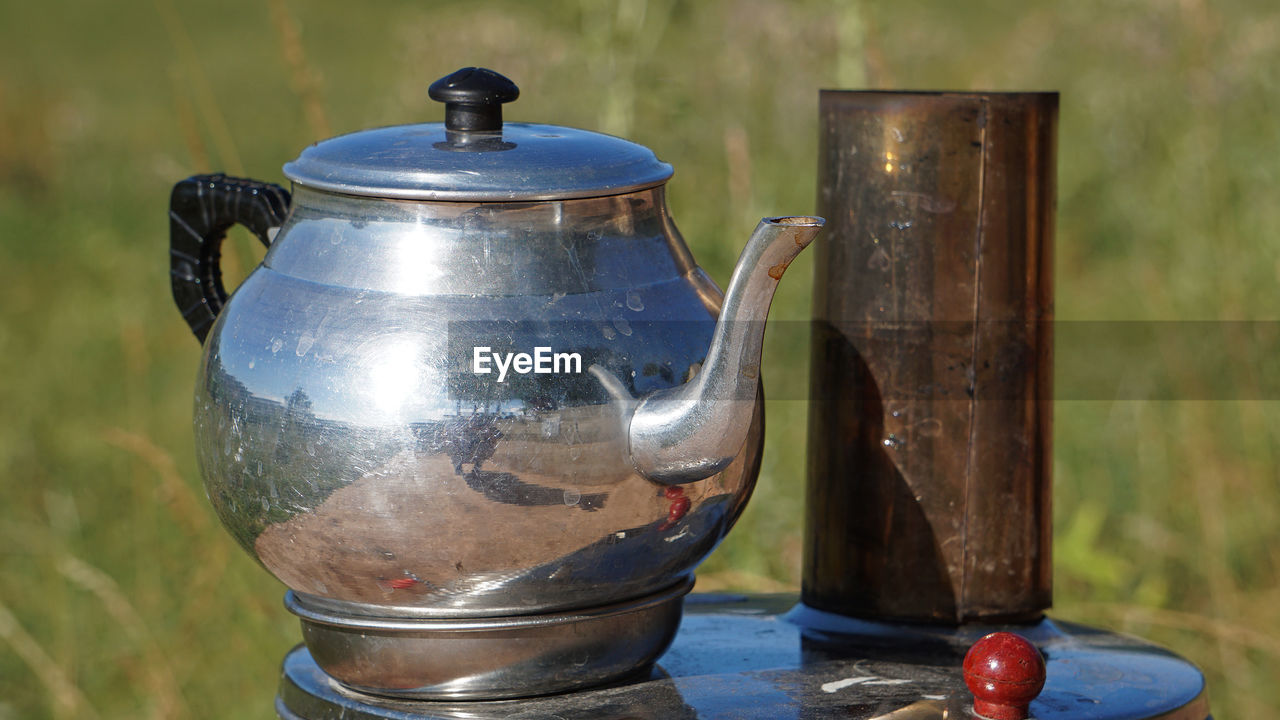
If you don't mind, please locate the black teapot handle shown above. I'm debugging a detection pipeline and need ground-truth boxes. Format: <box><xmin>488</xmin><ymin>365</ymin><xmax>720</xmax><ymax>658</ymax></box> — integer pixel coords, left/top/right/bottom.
<box><xmin>168</xmin><ymin>174</ymin><xmax>291</xmax><ymax>343</ymax></box>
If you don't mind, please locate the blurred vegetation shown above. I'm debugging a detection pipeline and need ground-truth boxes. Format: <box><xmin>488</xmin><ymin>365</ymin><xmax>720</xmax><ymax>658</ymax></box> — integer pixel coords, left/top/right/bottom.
<box><xmin>1</xmin><ymin>0</ymin><xmax>1277</xmax><ymax>717</ymax></box>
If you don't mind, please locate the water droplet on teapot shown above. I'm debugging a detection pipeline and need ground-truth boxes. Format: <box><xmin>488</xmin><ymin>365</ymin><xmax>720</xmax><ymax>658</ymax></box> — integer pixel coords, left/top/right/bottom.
<box><xmin>296</xmin><ymin>333</ymin><xmax>316</xmax><ymax>357</ymax></box>
<box><xmin>626</xmin><ymin>291</ymin><xmax>644</xmax><ymax>311</ymax></box>
<box><xmin>563</xmin><ymin>489</ymin><xmax>581</xmax><ymax>506</ymax></box>
<box><xmin>602</xmin><ymin>325</ymin><xmax>617</xmax><ymax>340</ymax></box>
<box><xmin>613</xmin><ymin>318</ymin><xmax>633</xmax><ymax>336</ymax></box>
<box><xmin>271</xmin><ymin>338</ymin><xmax>283</xmax><ymax>354</ymax></box>
<box><xmin>882</xmin><ymin>434</ymin><xmax>903</xmax><ymax>450</ymax></box>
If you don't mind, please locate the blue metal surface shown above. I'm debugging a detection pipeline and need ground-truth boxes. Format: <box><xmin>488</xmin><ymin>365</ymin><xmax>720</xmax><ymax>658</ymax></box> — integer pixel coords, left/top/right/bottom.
<box><xmin>276</xmin><ymin>594</ymin><xmax>1210</xmax><ymax>719</ymax></box>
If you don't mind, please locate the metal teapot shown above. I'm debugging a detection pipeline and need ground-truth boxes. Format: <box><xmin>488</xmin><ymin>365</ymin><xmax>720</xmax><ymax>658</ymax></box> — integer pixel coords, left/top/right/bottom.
<box><xmin>168</xmin><ymin>67</ymin><xmax>821</xmax><ymax>698</ymax></box>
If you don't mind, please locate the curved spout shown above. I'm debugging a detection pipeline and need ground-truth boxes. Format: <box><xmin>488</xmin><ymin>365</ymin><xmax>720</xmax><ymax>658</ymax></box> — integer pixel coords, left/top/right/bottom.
<box><xmin>627</xmin><ymin>216</ymin><xmax>824</xmax><ymax>483</ymax></box>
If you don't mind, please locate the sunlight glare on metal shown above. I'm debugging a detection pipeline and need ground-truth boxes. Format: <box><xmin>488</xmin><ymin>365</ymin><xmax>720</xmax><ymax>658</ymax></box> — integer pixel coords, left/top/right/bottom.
<box><xmin>366</xmin><ymin>335</ymin><xmax>429</xmax><ymax>418</ymax></box>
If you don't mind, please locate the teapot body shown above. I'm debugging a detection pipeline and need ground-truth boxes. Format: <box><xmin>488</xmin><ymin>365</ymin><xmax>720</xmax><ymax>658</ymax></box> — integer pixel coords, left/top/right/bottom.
<box><xmin>194</xmin><ymin>185</ymin><xmax>762</xmax><ymax>616</ymax></box>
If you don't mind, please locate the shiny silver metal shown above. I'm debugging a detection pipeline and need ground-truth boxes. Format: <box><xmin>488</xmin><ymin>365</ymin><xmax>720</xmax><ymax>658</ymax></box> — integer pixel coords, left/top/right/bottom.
<box><xmin>197</xmin><ymin>184</ymin><xmax>817</xmax><ymax>619</ymax></box>
<box><xmin>625</xmin><ymin>217</ymin><xmax>823</xmax><ymax>483</ymax></box>
<box><xmin>282</xmin><ymin>122</ymin><xmax>673</xmax><ymax>201</ymax></box>
<box><xmin>181</xmin><ymin>64</ymin><xmax>823</xmax><ymax>698</ymax></box>
<box><xmin>285</xmin><ymin>577</ymin><xmax>691</xmax><ymax>699</ymax></box>
<box><xmin>188</xmin><ymin>72</ymin><xmax>821</xmax><ymax>697</ymax></box>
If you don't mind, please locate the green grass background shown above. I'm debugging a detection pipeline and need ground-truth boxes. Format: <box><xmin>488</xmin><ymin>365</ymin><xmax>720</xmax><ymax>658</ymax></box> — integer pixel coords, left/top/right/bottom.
<box><xmin>1</xmin><ymin>0</ymin><xmax>1277</xmax><ymax>717</ymax></box>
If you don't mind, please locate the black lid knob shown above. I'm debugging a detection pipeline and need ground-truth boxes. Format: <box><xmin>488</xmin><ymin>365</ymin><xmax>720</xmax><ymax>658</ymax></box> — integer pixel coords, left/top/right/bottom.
<box><xmin>429</xmin><ymin>67</ymin><xmax>519</xmax><ymax>132</ymax></box>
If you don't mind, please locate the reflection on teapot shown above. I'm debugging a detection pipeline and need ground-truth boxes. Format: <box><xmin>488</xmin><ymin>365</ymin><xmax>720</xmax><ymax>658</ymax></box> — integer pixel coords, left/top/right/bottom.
<box><xmin>169</xmin><ymin>67</ymin><xmax>821</xmax><ymax>697</ymax></box>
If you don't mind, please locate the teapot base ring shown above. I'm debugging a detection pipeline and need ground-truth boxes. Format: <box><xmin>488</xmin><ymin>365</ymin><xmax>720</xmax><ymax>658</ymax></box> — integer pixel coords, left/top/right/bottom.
<box><xmin>284</xmin><ymin>576</ymin><xmax>693</xmax><ymax>700</ymax></box>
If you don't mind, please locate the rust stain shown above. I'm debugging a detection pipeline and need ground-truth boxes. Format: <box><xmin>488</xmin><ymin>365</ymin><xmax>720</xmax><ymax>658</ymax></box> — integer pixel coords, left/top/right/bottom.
<box><xmin>768</xmin><ymin>261</ymin><xmax>790</xmax><ymax>280</ymax></box>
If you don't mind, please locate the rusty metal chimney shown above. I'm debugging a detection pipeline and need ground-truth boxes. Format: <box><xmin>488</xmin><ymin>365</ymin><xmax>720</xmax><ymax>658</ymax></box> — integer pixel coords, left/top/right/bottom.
<box><xmin>805</xmin><ymin>92</ymin><xmax>1057</xmax><ymax>624</ymax></box>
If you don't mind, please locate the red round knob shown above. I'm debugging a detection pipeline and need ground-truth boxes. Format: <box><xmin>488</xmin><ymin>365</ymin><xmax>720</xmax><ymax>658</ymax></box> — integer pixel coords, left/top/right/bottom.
<box><xmin>963</xmin><ymin>632</ymin><xmax>1047</xmax><ymax>720</ymax></box>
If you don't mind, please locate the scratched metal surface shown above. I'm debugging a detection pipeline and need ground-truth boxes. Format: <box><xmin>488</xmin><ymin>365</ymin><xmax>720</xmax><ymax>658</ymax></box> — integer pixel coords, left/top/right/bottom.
<box><xmin>276</xmin><ymin>594</ymin><xmax>1210</xmax><ymax>719</ymax></box>
<box><xmin>192</xmin><ymin>185</ymin><xmax>764</xmax><ymax>620</ymax></box>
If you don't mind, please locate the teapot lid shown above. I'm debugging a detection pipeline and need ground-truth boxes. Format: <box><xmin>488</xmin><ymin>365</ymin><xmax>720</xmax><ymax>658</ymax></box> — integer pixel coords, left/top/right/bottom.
<box><xmin>282</xmin><ymin>67</ymin><xmax>673</xmax><ymax>202</ymax></box>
